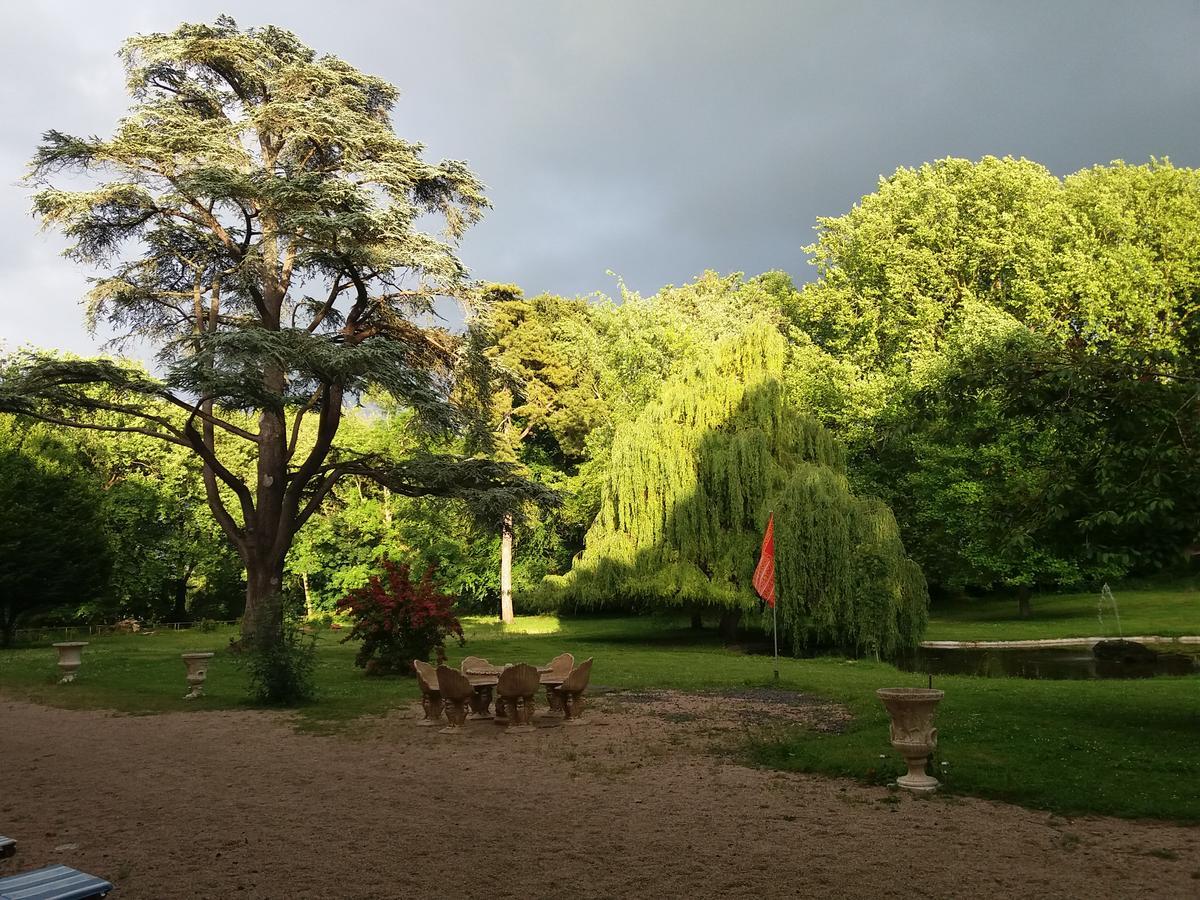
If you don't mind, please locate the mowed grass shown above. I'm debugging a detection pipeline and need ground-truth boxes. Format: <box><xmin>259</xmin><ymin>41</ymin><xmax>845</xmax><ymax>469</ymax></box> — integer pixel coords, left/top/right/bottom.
<box><xmin>926</xmin><ymin>582</ymin><xmax>1200</xmax><ymax>642</ymax></box>
<box><xmin>1</xmin><ymin>615</ymin><xmax>1198</xmax><ymax>821</ymax></box>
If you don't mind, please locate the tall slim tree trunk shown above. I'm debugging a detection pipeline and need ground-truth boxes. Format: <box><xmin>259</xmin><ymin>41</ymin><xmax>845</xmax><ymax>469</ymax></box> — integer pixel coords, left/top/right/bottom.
<box><xmin>500</xmin><ymin>512</ymin><xmax>514</xmax><ymax>624</ymax></box>
<box><xmin>690</xmin><ymin>612</ymin><xmax>703</xmax><ymax>630</ymax></box>
<box><xmin>301</xmin><ymin>572</ymin><xmax>313</xmax><ymax>619</ymax></box>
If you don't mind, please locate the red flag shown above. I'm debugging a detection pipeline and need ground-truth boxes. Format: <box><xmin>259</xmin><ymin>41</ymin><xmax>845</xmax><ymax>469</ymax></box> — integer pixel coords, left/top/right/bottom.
<box><xmin>752</xmin><ymin>514</ymin><xmax>775</xmax><ymax>607</ymax></box>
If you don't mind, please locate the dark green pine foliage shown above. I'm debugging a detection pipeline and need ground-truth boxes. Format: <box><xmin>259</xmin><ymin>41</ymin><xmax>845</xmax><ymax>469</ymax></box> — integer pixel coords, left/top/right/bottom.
<box><xmin>547</xmin><ymin>323</ymin><xmax>928</xmax><ymax>657</ymax></box>
<box><xmin>2</xmin><ymin>17</ymin><xmax>554</xmax><ymax>649</ymax></box>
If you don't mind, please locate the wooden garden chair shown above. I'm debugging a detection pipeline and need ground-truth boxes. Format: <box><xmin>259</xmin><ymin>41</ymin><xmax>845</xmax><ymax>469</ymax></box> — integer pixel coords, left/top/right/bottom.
<box><xmin>540</xmin><ymin>652</ymin><xmax>574</xmax><ymax>713</ymax></box>
<box><xmin>459</xmin><ymin>655</ymin><xmax>491</xmax><ymax>673</ymax></box>
<box><xmin>496</xmin><ymin>663</ymin><xmax>541</xmax><ymax>732</ymax></box>
<box><xmin>435</xmin><ymin>665</ymin><xmax>474</xmax><ymax>734</ymax></box>
<box><xmin>412</xmin><ymin>659</ymin><xmax>443</xmax><ymax>727</ymax></box>
<box><xmin>557</xmin><ymin>657</ymin><xmax>594</xmax><ymax>725</ymax></box>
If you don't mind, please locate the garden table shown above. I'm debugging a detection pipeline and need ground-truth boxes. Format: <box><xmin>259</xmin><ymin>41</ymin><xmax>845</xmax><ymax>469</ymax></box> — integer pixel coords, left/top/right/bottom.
<box><xmin>463</xmin><ymin>664</ymin><xmax>562</xmax><ymax>719</ymax></box>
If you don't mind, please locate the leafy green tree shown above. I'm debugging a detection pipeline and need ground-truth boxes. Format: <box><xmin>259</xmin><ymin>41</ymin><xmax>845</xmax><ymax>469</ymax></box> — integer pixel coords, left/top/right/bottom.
<box><xmin>75</xmin><ymin>422</ymin><xmax>245</xmax><ymax>623</ymax></box>
<box><xmin>1</xmin><ymin>18</ymin><xmax>550</xmax><ymax>649</ymax></box>
<box><xmin>544</xmin><ymin>323</ymin><xmax>927</xmax><ymax>654</ymax></box>
<box><xmin>283</xmin><ymin>404</ymin><xmax>560</xmax><ymax>617</ymax></box>
<box><xmin>473</xmin><ymin>284</ymin><xmax>607</xmax><ymax>620</ymax></box>
<box><xmin>787</xmin><ymin>156</ymin><xmax>1067</xmax><ymax>441</ymax></box>
<box><xmin>482</xmin><ymin>284</ymin><xmax>607</xmax><ymax>461</ymax></box>
<box><xmin>0</xmin><ymin>421</ymin><xmax>112</xmax><ymax>644</ymax></box>
<box><xmin>792</xmin><ymin>157</ymin><xmax>1200</xmax><ymax>601</ymax></box>
<box><xmin>866</xmin><ymin>312</ymin><xmax>1200</xmax><ymax>612</ymax></box>
<box><xmin>589</xmin><ymin>271</ymin><xmax>796</xmax><ymax>427</ymax></box>
<box><xmin>863</xmin><ymin>312</ymin><xmax>1096</xmax><ymax>611</ymax></box>
<box><xmin>1058</xmin><ymin>160</ymin><xmax>1200</xmax><ymax>363</ymax></box>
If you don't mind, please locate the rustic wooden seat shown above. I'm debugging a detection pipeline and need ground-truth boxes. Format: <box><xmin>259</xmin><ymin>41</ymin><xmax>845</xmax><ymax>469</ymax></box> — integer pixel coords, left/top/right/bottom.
<box><xmin>460</xmin><ymin>655</ymin><xmax>491</xmax><ymax>672</ymax></box>
<box><xmin>435</xmin><ymin>665</ymin><xmax>474</xmax><ymax>733</ymax></box>
<box><xmin>496</xmin><ymin>663</ymin><xmax>541</xmax><ymax>732</ymax></box>
<box><xmin>412</xmin><ymin>659</ymin><xmax>444</xmax><ymax>727</ymax></box>
<box><xmin>541</xmin><ymin>652</ymin><xmax>574</xmax><ymax>713</ymax></box>
<box><xmin>558</xmin><ymin>657</ymin><xmax>593</xmax><ymax>725</ymax></box>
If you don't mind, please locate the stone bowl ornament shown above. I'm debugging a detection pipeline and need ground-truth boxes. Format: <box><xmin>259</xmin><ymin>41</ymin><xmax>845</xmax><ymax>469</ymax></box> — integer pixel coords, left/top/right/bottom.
<box><xmin>181</xmin><ymin>652</ymin><xmax>215</xmax><ymax>700</ymax></box>
<box><xmin>52</xmin><ymin>641</ymin><xmax>89</xmax><ymax>683</ymax></box>
<box><xmin>876</xmin><ymin>687</ymin><xmax>945</xmax><ymax>793</ymax></box>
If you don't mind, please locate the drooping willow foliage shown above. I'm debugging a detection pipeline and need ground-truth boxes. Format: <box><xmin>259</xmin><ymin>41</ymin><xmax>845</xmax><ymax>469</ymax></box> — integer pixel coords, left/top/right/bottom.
<box><xmin>542</xmin><ymin>322</ymin><xmax>928</xmax><ymax>657</ymax></box>
<box><xmin>772</xmin><ymin>472</ymin><xmax>928</xmax><ymax>657</ymax></box>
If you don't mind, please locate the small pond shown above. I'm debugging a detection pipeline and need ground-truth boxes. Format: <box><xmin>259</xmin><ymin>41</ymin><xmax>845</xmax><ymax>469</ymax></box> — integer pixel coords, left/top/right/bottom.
<box><xmin>898</xmin><ymin>643</ymin><xmax>1200</xmax><ymax>680</ymax></box>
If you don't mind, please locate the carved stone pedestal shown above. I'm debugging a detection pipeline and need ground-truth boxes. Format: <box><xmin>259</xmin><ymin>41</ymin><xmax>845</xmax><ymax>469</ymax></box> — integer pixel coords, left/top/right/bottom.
<box><xmin>417</xmin><ymin>692</ymin><xmax>444</xmax><ymax>726</ymax></box>
<box><xmin>469</xmin><ymin>685</ymin><xmax>494</xmax><ymax>720</ymax></box>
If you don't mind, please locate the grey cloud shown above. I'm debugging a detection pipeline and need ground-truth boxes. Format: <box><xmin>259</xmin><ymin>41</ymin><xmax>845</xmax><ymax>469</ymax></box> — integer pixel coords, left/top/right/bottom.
<box><xmin>1</xmin><ymin>0</ymin><xmax>1197</xmax><ymax>352</ymax></box>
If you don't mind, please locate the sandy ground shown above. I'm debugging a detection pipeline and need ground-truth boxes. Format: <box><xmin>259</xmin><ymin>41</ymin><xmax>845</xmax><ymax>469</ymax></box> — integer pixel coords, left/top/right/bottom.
<box><xmin>1</xmin><ymin>691</ymin><xmax>1198</xmax><ymax>899</ymax></box>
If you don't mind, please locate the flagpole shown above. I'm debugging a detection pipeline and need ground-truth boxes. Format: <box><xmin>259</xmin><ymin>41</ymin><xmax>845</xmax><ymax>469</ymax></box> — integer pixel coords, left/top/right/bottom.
<box><xmin>754</xmin><ymin>513</ymin><xmax>778</xmax><ymax>683</ymax></box>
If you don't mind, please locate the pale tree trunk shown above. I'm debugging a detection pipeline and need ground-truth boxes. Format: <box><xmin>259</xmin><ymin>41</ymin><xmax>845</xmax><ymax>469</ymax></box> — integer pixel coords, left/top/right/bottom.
<box><xmin>301</xmin><ymin>572</ymin><xmax>313</xmax><ymax>619</ymax></box>
<box><xmin>500</xmin><ymin>512</ymin><xmax>514</xmax><ymax>624</ymax></box>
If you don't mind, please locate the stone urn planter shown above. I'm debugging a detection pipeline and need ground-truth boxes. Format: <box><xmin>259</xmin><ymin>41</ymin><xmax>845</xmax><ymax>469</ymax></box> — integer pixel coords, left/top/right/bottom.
<box><xmin>181</xmin><ymin>652</ymin><xmax>215</xmax><ymax>700</ymax></box>
<box><xmin>52</xmin><ymin>641</ymin><xmax>88</xmax><ymax>683</ymax></box>
<box><xmin>876</xmin><ymin>687</ymin><xmax>944</xmax><ymax>792</ymax></box>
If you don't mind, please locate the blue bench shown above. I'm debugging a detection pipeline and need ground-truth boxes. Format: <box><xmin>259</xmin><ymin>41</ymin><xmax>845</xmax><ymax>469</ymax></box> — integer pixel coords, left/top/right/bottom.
<box><xmin>0</xmin><ymin>865</ymin><xmax>112</xmax><ymax>900</ymax></box>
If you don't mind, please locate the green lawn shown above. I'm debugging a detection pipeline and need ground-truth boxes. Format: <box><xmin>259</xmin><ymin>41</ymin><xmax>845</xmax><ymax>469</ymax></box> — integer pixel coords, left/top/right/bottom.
<box><xmin>926</xmin><ymin>583</ymin><xmax>1200</xmax><ymax>642</ymax></box>
<box><xmin>2</xmin><ymin>614</ymin><xmax>1198</xmax><ymax>822</ymax></box>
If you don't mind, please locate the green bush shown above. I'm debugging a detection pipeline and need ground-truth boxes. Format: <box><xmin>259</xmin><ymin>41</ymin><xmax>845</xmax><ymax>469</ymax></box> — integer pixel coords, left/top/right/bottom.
<box><xmin>239</xmin><ymin>619</ymin><xmax>317</xmax><ymax>705</ymax></box>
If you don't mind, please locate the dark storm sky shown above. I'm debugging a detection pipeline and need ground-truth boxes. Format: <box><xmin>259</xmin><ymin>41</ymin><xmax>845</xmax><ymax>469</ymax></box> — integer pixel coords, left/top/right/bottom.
<box><xmin>2</xmin><ymin>1</ymin><xmax>1197</xmax><ymax>353</ymax></box>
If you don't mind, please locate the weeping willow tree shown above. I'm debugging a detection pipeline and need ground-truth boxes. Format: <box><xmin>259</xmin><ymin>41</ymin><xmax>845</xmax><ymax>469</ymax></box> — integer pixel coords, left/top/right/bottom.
<box><xmin>543</xmin><ymin>322</ymin><xmax>928</xmax><ymax>656</ymax></box>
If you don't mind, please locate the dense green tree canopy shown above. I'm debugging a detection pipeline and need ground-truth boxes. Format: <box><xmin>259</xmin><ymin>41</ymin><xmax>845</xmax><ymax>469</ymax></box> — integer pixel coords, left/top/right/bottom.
<box><xmin>0</xmin><ymin>421</ymin><xmax>112</xmax><ymax>644</ymax></box>
<box><xmin>789</xmin><ymin>157</ymin><xmax>1200</xmax><ymax>434</ymax></box>
<box><xmin>74</xmin><ymin>417</ymin><xmax>245</xmax><ymax>623</ymax></box>
<box><xmin>788</xmin><ymin>156</ymin><xmax>1200</xmax><ymax>601</ymax></box>
<box><xmin>1</xmin><ymin>17</ymin><xmax>551</xmax><ymax>647</ymax></box>
<box><xmin>480</xmin><ymin>284</ymin><xmax>607</xmax><ymax>463</ymax></box>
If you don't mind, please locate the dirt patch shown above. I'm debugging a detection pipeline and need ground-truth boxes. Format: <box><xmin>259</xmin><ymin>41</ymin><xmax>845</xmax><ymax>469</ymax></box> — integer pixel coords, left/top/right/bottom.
<box><xmin>1</xmin><ymin>696</ymin><xmax>1198</xmax><ymax>898</ymax></box>
<box><xmin>601</xmin><ymin>688</ymin><xmax>851</xmax><ymax>734</ymax></box>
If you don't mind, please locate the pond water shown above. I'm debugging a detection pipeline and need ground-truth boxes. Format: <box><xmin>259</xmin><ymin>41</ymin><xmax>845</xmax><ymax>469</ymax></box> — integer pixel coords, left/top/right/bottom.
<box><xmin>898</xmin><ymin>643</ymin><xmax>1200</xmax><ymax>680</ymax></box>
